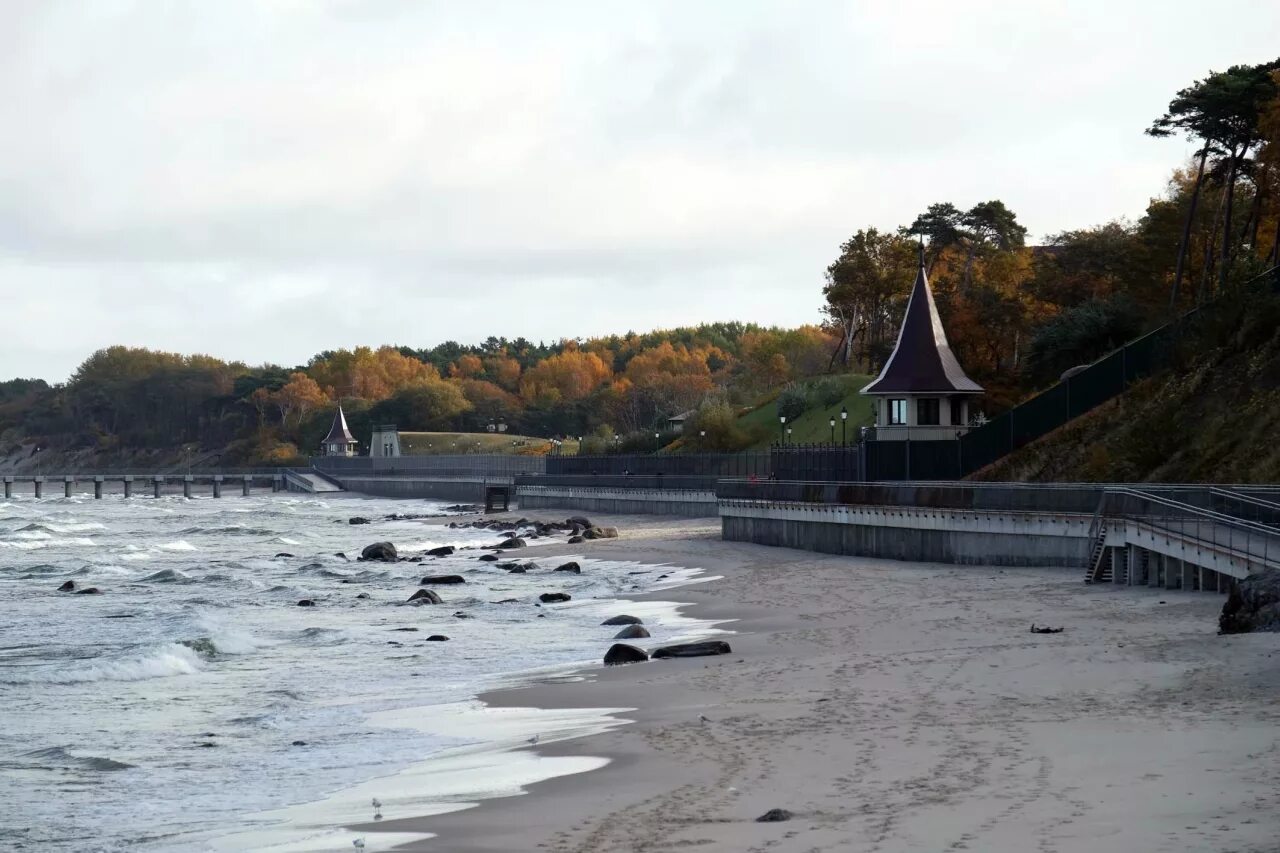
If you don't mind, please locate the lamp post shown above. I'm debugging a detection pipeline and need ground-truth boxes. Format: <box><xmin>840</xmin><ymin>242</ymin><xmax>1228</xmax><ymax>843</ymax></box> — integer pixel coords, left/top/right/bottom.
<box><xmin>778</xmin><ymin>414</ymin><xmax>787</xmax><ymax>445</ymax></box>
<box><xmin>654</xmin><ymin>431</ymin><xmax>660</xmax><ymax>451</ymax></box>
<box><xmin>786</xmin><ymin>426</ymin><xmax>793</xmax><ymax>444</ymax></box>
<box><xmin>829</xmin><ymin>416</ymin><xmax>836</xmax><ymax>445</ymax></box>
<box><xmin>840</xmin><ymin>405</ymin><xmax>848</xmax><ymax>446</ymax></box>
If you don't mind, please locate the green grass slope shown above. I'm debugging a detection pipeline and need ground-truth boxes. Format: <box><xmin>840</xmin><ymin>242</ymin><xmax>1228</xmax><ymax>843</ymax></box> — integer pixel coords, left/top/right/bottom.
<box><xmin>737</xmin><ymin>374</ymin><xmax>876</xmax><ymax>448</ymax></box>
<box><xmin>399</xmin><ymin>432</ymin><xmax>577</xmax><ymax>456</ymax></box>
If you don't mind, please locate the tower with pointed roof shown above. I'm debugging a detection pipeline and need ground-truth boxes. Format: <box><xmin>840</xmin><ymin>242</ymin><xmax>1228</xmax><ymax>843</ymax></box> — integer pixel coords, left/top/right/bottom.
<box><xmin>321</xmin><ymin>404</ymin><xmax>358</xmax><ymax>457</ymax></box>
<box><xmin>859</xmin><ymin>242</ymin><xmax>983</xmax><ymax>440</ymax></box>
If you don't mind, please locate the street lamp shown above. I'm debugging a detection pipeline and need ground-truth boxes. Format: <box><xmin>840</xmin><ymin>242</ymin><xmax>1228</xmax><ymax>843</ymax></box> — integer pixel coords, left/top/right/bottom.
<box><xmin>840</xmin><ymin>405</ymin><xmax>848</xmax><ymax>446</ymax></box>
<box><xmin>829</xmin><ymin>416</ymin><xmax>836</xmax><ymax>445</ymax></box>
<box><xmin>654</xmin><ymin>431</ymin><xmax>660</xmax><ymax>451</ymax></box>
<box><xmin>778</xmin><ymin>414</ymin><xmax>787</xmax><ymax>445</ymax></box>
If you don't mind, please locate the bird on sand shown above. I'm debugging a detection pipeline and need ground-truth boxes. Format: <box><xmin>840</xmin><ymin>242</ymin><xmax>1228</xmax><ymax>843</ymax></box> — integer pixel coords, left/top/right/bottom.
<box><xmin>699</xmin><ymin>714</ymin><xmax>711</xmax><ymax>724</ymax></box>
<box><xmin>371</xmin><ymin>798</ymin><xmax>382</xmax><ymax>810</ymax></box>
<box><xmin>527</xmin><ymin>734</ymin><xmax>540</xmax><ymax>746</ymax></box>
<box><xmin>353</xmin><ymin>839</ymin><xmax>365</xmax><ymax>850</ymax></box>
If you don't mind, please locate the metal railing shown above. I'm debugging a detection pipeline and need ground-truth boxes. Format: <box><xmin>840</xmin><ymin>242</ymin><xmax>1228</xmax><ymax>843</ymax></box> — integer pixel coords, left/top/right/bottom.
<box><xmin>1091</xmin><ymin>488</ymin><xmax>1280</xmax><ymax>572</ymax></box>
<box><xmin>515</xmin><ymin>474</ymin><xmax>718</xmax><ymax>491</ymax></box>
<box><xmin>312</xmin><ymin>454</ymin><xmax>546</xmax><ymax>477</ymax></box>
<box><xmin>546</xmin><ymin>452</ymin><xmax>771</xmax><ymax>478</ymax></box>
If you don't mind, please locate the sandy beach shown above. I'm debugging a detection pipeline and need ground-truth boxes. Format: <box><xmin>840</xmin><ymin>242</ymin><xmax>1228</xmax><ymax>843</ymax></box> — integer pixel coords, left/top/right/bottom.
<box><xmin>348</xmin><ymin>512</ymin><xmax>1280</xmax><ymax>853</ymax></box>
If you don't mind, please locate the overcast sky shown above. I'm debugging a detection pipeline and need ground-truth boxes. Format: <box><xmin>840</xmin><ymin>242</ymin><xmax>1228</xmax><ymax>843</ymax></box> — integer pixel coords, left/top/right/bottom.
<box><xmin>3</xmin><ymin>1</ymin><xmax>1278</xmax><ymax>382</ymax></box>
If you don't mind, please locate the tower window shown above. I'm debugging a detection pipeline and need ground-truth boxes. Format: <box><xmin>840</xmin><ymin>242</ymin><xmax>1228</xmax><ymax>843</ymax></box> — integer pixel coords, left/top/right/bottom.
<box><xmin>889</xmin><ymin>399</ymin><xmax>908</xmax><ymax>425</ymax></box>
<box><xmin>917</xmin><ymin>398</ymin><xmax>940</xmax><ymax>426</ymax></box>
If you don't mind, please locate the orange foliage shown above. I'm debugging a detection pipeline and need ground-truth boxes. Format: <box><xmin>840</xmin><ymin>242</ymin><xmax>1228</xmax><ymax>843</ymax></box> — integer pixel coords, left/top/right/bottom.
<box><xmin>519</xmin><ymin>350</ymin><xmax>612</xmax><ymax>405</ymax></box>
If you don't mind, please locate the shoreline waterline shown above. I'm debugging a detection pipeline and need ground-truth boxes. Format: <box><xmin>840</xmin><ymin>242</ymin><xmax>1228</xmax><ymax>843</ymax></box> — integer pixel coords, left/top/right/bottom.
<box><xmin>0</xmin><ymin>496</ymin><xmax>722</xmax><ymax>852</ymax></box>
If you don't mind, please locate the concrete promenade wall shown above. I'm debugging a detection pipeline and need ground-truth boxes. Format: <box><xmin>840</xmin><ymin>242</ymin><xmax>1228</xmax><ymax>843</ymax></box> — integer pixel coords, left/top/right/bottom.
<box><xmin>337</xmin><ymin>475</ymin><xmax>507</xmax><ymax>501</ymax></box>
<box><xmin>719</xmin><ymin>500</ymin><xmax>1093</xmax><ymax>567</ymax></box>
<box><xmin>517</xmin><ymin>486</ymin><xmax>717</xmax><ymax>518</ymax></box>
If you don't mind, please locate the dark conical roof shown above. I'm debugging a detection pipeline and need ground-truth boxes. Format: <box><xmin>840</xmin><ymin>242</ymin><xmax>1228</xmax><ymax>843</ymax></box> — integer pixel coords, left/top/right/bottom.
<box><xmin>860</xmin><ymin>252</ymin><xmax>983</xmax><ymax>395</ymax></box>
<box><xmin>322</xmin><ymin>404</ymin><xmax>356</xmax><ymax>444</ymax></box>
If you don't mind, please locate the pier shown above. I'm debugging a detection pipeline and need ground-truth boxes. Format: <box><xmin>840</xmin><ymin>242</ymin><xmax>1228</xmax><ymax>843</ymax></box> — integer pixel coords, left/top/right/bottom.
<box><xmin>1</xmin><ymin>472</ymin><xmax>286</xmax><ymax>499</ymax></box>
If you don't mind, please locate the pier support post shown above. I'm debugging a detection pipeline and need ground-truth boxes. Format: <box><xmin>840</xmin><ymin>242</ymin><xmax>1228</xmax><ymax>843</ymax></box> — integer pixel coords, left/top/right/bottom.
<box><xmin>1182</xmin><ymin>561</ymin><xmax>1197</xmax><ymax>591</ymax></box>
<box><xmin>153</xmin><ymin>477</ymin><xmax>163</xmax><ymax>499</ymax></box>
<box><xmin>212</xmin><ymin>476</ymin><xmax>222</xmax><ymax>499</ymax></box>
<box><xmin>1165</xmin><ymin>557</ymin><xmax>1182</xmax><ymax>590</ymax></box>
<box><xmin>64</xmin><ymin>477</ymin><xmax>74</xmax><ymax>498</ymax></box>
<box><xmin>242</xmin><ymin>476</ymin><xmax>252</xmax><ymax>497</ymax></box>
<box><xmin>94</xmin><ymin>477</ymin><xmax>103</xmax><ymax>499</ymax></box>
<box><xmin>183</xmin><ymin>476</ymin><xmax>193</xmax><ymax>499</ymax></box>
<box><xmin>3</xmin><ymin>477</ymin><xmax>11</xmax><ymax>499</ymax></box>
<box><xmin>1149</xmin><ymin>553</ymin><xmax>1162</xmax><ymax>587</ymax></box>
<box><xmin>123</xmin><ymin>476</ymin><xmax>132</xmax><ymax>498</ymax></box>
<box><xmin>34</xmin><ymin>477</ymin><xmax>43</xmax><ymax>499</ymax></box>
<box><xmin>272</xmin><ymin>476</ymin><xmax>281</xmax><ymax>493</ymax></box>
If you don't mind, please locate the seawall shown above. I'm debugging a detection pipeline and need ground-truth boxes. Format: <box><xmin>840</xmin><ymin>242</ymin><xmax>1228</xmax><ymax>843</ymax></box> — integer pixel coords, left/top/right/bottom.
<box><xmin>718</xmin><ymin>500</ymin><xmax>1093</xmax><ymax>567</ymax></box>
<box><xmin>516</xmin><ymin>486</ymin><xmax>717</xmax><ymax>518</ymax></box>
<box><xmin>337</xmin><ymin>476</ymin><xmax>506</xmax><ymax>501</ymax></box>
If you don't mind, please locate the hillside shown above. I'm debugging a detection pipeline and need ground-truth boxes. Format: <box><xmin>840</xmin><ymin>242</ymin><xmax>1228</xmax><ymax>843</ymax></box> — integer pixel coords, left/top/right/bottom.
<box><xmin>734</xmin><ymin>374</ymin><xmax>876</xmax><ymax>448</ymax></box>
<box><xmin>975</xmin><ymin>289</ymin><xmax>1280</xmax><ymax>483</ymax></box>
<box><xmin>399</xmin><ymin>432</ymin><xmax>577</xmax><ymax>456</ymax></box>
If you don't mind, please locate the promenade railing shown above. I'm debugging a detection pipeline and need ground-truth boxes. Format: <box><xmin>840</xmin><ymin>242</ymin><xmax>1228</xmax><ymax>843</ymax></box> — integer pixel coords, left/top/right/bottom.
<box><xmin>312</xmin><ymin>454</ymin><xmax>546</xmax><ymax>477</ymax></box>
<box><xmin>1091</xmin><ymin>487</ymin><xmax>1280</xmax><ymax>572</ymax></box>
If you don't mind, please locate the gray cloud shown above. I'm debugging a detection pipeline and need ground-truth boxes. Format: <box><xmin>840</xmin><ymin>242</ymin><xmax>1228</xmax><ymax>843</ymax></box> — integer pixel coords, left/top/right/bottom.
<box><xmin>1</xmin><ymin>0</ymin><xmax>1277</xmax><ymax>380</ymax></box>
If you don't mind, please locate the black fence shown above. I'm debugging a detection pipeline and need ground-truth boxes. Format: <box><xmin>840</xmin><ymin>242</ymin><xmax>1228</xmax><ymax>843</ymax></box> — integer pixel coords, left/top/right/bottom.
<box><xmin>770</xmin><ymin>445</ymin><xmax>862</xmax><ymax>481</ymax></box>
<box><xmin>313</xmin><ymin>455</ymin><xmax>546</xmax><ymax>477</ymax></box>
<box><xmin>958</xmin><ymin>264</ymin><xmax>1280</xmax><ymax>476</ymax></box>
<box><xmin>515</xmin><ymin>474</ymin><xmax>720</xmax><ymax>491</ymax></box>
<box><xmin>546</xmin><ymin>452</ymin><xmax>771</xmax><ymax>478</ymax></box>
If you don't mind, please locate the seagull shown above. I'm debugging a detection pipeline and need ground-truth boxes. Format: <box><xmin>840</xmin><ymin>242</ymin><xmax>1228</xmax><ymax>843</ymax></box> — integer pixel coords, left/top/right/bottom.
<box><xmin>353</xmin><ymin>839</ymin><xmax>365</xmax><ymax>850</ymax></box>
<box><xmin>699</xmin><ymin>714</ymin><xmax>711</xmax><ymax>724</ymax></box>
<box><xmin>527</xmin><ymin>734</ymin><xmax>540</xmax><ymax>746</ymax></box>
<box><xmin>371</xmin><ymin>798</ymin><xmax>382</xmax><ymax>810</ymax></box>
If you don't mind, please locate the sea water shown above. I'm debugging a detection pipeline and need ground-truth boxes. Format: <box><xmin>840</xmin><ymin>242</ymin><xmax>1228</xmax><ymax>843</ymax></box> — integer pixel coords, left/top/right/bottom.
<box><xmin>0</xmin><ymin>493</ymin><xmax>715</xmax><ymax>851</ymax></box>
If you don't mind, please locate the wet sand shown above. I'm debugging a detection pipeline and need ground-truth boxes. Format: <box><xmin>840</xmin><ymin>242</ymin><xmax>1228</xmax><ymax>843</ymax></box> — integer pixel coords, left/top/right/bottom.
<box><xmin>365</xmin><ymin>512</ymin><xmax>1280</xmax><ymax>853</ymax></box>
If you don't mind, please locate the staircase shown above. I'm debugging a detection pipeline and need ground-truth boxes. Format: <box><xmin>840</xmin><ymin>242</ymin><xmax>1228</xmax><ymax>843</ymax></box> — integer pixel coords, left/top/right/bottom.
<box><xmin>1084</xmin><ymin>527</ymin><xmax>1111</xmax><ymax>583</ymax></box>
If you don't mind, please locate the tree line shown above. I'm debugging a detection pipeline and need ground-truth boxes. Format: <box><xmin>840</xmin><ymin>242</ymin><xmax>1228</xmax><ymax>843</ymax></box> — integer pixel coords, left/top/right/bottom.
<box><xmin>3</xmin><ymin>58</ymin><xmax>1276</xmax><ymax>462</ymax></box>
<box><xmin>823</xmin><ymin>58</ymin><xmax>1279</xmax><ymax>408</ymax></box>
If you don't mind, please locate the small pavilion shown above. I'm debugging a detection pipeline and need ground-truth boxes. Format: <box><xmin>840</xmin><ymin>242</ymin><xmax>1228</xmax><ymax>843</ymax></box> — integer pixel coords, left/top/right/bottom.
<box><xmin>321</xmin><ymin>405</ymin><xmax>358</xmax><ymax>457</ymax></box>
<box><xmin>860</xmin><ymin>244</ymin><xmax>983</xmax><ymax>439</ymax></box>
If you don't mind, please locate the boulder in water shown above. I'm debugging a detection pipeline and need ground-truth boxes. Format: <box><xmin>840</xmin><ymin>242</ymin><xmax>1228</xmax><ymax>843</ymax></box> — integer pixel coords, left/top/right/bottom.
<box><xmin>506</xmin><ymin>566</ymin><xmax>527</xmax><ymax>574</ymax></box>
<box><xmin>756</xmin><ymin>808</ymin><xmax>793</xmax><ymax>823</ymax></box>
<box><xmin>425</xmin><ymin>635</ymin><xmax>450</xmax><ymax>642</ymax></box>
<box><xmin>604</xmin><ymin>644</ymin><xmax>648</xmax><ymax>666</ymax></box>
<box><xmin>539</xmin><ymin>592</ymin><xmax>571</xmax><ymax>603</ymax></box>
<box><xmin>496</xmin><ymin>537</ymin><xmax>526</xmax><ymax>549</ymax></box>
<box><xmin>613</xmin><ymin>624</ymin><xmax>651</xmax><ymax>640</ymax></box>
<box><xmin>348</xmin><ymin>517</ymin><xmax>371</xmax><ymax>525</ymax></box>
<box><xmin>355</xmin><ymin>593</ymin><xmax>371</xmax><ymax>600</ymax></box>
<box><xmin>601</xmin><ymin>614</ymin><xmax>642</xmax><ymax>626</ymax></box>
<box><xmin>361</xmin><ymin>542</ymin><xmax>398</xmax><ymax>562</ymax></box>
<box><xmin>583</xmin><ymin>526</ymin><xmax>619</xmax><ymax>540</ymax></box>
<box><xmin>275</xmin><ymin>552</ymin><xmax>295</xmax><ymax>558</ymax></box>
<box><xmin>568</xmin><ymin>535</ymin><xmax>585</xmax><ymax>544</ymax></box>
<box><xmin>651</xmin><ymin>640</ymin><xmax>731</xmax><ymax>659</ymax></box>
<box><xmin>1220</xmin><ymin>569</ymin><xmax>1280</xmax><ymax>633</ymax></box>
<box><xmin>75</xmin><ymin>587</ymin><xmax>103</xmax><ymax>595</ymax></box>
<box><xmin>407</xmin><ymin>589</ymin><xmax>442</xmax><ymax>604</ymax></box>
<box><xmin>296</xmin><ymin>599</ymin><xmax>316</xmax><ymax>607</ymax></box>
<box><xmin>58</xmin><ymin>580</ymin><xmax>76</xmax><ymax>592</ymax></box>
<box><xmin>567</xmin><ymin>515</ymin><xmax>593</xmax><ymax>529</ymax></box>
<box><xmin>478</xmin><ymin>553</ymin><xmax>500</xmax><ymax>562</ymax></box>
<box><xmin>427</xmin><ymin>546</ymin><xmax>455</xmax><ymax>557</ymax></box>
<box><xmin>420</xmin><ymin>575</ymin><xmax>466</xmax><ymax>585</ymax></box>
<box><xmin>554</xmin><ymin>561</ymin><xmax>581</xmax><ymax>574</ymax></box>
